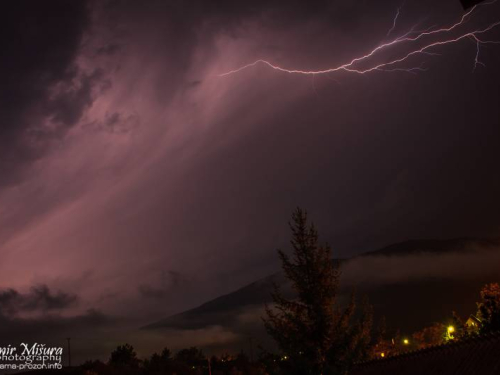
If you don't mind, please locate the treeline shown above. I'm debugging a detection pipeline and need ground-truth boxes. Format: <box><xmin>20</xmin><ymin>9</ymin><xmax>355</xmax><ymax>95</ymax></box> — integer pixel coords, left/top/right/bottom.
<box><xmin>81</xmin><ymin>345</ymin><xmax>264</xmax><ymax>375</ymax></box>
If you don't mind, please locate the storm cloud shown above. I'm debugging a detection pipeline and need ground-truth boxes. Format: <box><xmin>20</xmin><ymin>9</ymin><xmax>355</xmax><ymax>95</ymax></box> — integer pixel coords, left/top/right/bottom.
<box><xmin>0</xmin><ymin>1</ymin><xmax>94</xmax><ymax>185</ymax></box>
<box><xmin>0</xmin><ymin>284</ymin><xmax>78</xmax><ymax>316</ymax></box>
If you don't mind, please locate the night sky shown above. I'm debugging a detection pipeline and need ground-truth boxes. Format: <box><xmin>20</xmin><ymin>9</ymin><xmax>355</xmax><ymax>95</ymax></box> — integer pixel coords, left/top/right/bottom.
<box><xmin>1</xmin><ymin>0</ymin><xmax>500</xmax><ymax>361</ymax></box>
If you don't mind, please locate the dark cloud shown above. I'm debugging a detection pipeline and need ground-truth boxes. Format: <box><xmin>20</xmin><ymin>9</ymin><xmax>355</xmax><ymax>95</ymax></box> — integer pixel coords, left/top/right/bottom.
<box><xmin>0</xmin><ymin>0</ymin><xmax>91</xmax><ymax>186</ymax></box>
<box><xmin>139</xmin><ymin>271</ymin><xmax>190</xmax><ymax>299</ymax></box>
<box><xmin>0</xmin><ymin>284</ymin><xmax>78</xmax><ymax>316</ymax></box>
<box><xmin>0</xmin><ymin>308</ymin><xmax>110</xmax><ymax>335</ymax></box>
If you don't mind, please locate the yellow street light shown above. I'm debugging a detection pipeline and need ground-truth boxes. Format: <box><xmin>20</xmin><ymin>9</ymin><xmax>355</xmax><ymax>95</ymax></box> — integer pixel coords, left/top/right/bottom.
<box><xmin>380</xmin><ymin>352</ymin><xmax>385</xmax><ymax>358</ymax></box>
<box><xmin>446</xmin><ymin>325</ymin><xmax>455</xmax><ymax>341</ymax></box>
<box><xmin>403</xmin><ymin>339</ymin><xmax>409</xmax><ymax>345</ymax></box>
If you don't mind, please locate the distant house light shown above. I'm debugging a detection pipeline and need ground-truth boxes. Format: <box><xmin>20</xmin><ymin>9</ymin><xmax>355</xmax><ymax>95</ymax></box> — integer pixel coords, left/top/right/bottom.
<box><xmin>403</xmin><ymin>339</ymin><xmax>409</xmax><ymax>345</ymax></box>
<box><xmin>466</xmin><ymin>315</ymin><xmax>482</xmax><ymax>329</ymax></box>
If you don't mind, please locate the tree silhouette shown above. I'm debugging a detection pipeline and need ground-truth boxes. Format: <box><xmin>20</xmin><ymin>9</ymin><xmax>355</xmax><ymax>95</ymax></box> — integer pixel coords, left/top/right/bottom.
<box><xmin>477</xmin><ymin>282</ymin><xmax>500</xmax><ymax>334</ymax></box>
<box><xmin>412</xmin><ymin>322</ymin><xmax>447</xmax><ymax>349</ymax></box>
<box><xmin>144</xmin><ymin>347</ymin><xmax>172</xmax><ymax>374</ymax></box>
<box><xmin>109</xmin><ymin>343</ymin><xmax>139</xmax><ymax>368</ymax></box>
<box><xmin>263</xmin><ymin>208</ymin><xmax>373</xmax><ymax>375</ymax></box>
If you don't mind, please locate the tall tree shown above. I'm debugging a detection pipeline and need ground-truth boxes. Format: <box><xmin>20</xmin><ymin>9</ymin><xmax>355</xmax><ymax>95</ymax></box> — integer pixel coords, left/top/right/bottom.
<box><xmin>263</xmin><ymin>208</ymin><xmax>372</xmax><ymax>375</ymax></box>
<box><xmin>477</xmin><ymin>282</ymin><xmax>500</xmax><ymax>334</ymax></box>
<box><xmin>412</xmin><ymin>322</ymin><xmax>447</xmax><ymax>349</ymax></box>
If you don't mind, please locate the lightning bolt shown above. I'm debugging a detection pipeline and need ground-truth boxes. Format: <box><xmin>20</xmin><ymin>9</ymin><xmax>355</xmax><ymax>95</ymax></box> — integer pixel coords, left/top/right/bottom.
<box><xmin>219</xmin><ymin>1</ymin><xmax>500</xmax><ymax>78</ymax></box>
<box><xmin>387</xmin><ymin>1</ymin><xmax>405</xmax><ymax>36</ymax></box>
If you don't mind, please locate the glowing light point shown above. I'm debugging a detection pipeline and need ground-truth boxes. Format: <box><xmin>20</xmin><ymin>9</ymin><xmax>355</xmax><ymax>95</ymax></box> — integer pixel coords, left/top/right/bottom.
<box><xmin>403</xmin><ymin>339</ymin><xmax>409</xmax><ymax>345</ymax></box>
<box><xmin>448</xmin><ymin>326</ymin><xmax>455</xmax><ymax>333</ymax></box>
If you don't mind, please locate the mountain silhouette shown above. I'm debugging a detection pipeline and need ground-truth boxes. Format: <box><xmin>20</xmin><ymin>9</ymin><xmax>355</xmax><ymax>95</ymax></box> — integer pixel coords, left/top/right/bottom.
<box><xmin>143</xmin><ymin>238</ymin><xmax>500</xmax><ymax>347</ymax></box>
